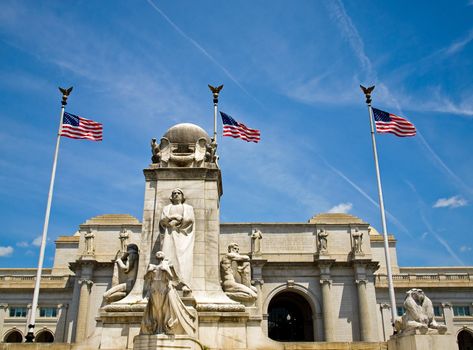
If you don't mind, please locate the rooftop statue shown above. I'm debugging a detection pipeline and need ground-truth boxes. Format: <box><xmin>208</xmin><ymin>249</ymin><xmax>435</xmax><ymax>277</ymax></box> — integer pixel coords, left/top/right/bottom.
<box><xmin>140</xmin><ymin>251</ymin><xmax>195</xmax><ymax>336</ymax></box>
<box><xmin>394</xmin><ymin>288</ymin><xmax>447</xmax><ymax>335</ymax></box>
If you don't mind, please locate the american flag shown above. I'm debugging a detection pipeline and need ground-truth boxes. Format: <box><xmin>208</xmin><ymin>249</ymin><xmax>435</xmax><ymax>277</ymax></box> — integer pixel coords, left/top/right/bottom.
<box><xmin>60</xmin><ymin>112</ymin><xmax>103</xmax><ymax>141</ymax></box>
<box><xmin>372</xmin><ymin>108</ymin><xmax>416</xmax><ymax>137</ymax></box>
<box><xmin>220</xmin><ymin>111</ymin><xmax>260</xmax><ymax>143</ymax></box>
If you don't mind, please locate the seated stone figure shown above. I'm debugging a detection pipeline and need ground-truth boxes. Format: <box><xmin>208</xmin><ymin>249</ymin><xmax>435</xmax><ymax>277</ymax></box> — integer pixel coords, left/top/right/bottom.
<box><xmin>394</xmin><ymin>288</ymin><xmax>447</xmax><ymax>334</ymax></box>
<box><xmin>220</xmin><ymin>243</ymin><xmax>257</xmax><ymax>302</ymax></box>
<box><xmin>103</xmin><ymin>244</ymin><xmax>139</xmax><ymax>303</ymax></box>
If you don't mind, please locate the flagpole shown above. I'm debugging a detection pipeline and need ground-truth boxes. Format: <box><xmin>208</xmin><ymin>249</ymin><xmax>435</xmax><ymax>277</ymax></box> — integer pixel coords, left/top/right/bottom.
<box><xmin>25</xmin><ymin>87</ymin><xmax>73</xmax><ymax>342</ymax></box>
<box><xmin>360</xmin><ymin>85</ymin><xmax>397</xmax><ymax>326</ymax></box>
<box><xmin>208</xmin><ymin>84</ymin><xmax>223</xmax><ymax>143</ymax></box>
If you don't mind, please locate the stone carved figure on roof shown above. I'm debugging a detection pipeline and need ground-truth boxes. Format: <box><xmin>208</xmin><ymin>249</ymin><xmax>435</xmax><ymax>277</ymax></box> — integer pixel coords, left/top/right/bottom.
<box><xmin>394</xmin><ymin>288</ymin><xmax>447</xmax><ymax>334</ymax></box>
<box><xmin>159</xmin><ymin>188</ymin><xmax>194</xmax><ymax>289</ymax></box>
<box><xmin>103</xmin><ymin>243</ymin><xmax>139</xmax><ymax>303</ymax></box>
<box><xmin>151</xmin><ymin>138</ymin><xmax>160</xmax><ymax>164</ymax></box>
<box><xmin>194</xmin><ymin>137</ymin><xmax>208</xmax><ymax>167</ymax></box>
<box><xmin>208</xmin><ymin>138</ymin><xmax>218</xmax><ymax>166</ymax></box>
<box><xmin>151</xmin><ymin>137</ymin><xmax>171</xmax><ymax>166</ymax></box>
<box><xmin>140</xmin><ymin>251</ymin><xmax>195</xmax><ymax>336</ymax></box>
<box><xmin>317</xmin><ymin>229</ymin><xmax>328</xmax><ymax>254</ymax></box>
<box><xmin>84</xmin><ymin>229</ymin><xmax>95</xmax><ymax>255</ymax></box>
<box><xmin>250</xmin><ymin>229</ymin><xmax>263</xmax><ymax>256</ymax></box>
<box><xmin>352</xmin><ymin>228</ymin><xmax>363</xmax><ymax>254</ymax></box>
<box><xmin>221</xmin><ymin>243</ymin><xmax>257</xmax><ymax>302</ymax></box>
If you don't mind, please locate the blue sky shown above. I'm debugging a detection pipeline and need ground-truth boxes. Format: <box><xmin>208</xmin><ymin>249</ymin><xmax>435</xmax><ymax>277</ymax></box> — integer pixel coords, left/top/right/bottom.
<box><xmin>0</xmin><ymin>0</ymin><xmax>472</xmax><ymax>268</ymax></box>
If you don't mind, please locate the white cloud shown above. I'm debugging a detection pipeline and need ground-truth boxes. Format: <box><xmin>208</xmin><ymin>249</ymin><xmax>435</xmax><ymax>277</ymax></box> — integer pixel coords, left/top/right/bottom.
<box><xmin>32</xmin><ymin>236</ymin><xmax>42</xmax><ymax>247</ymax></box>
<box><xmin>460</xmin><ymin>245</ymin><xmax>472</xmax><ymax>252</ymax></box>
<box><xmin>421</xmin><ymin>232</ymin><xmax>428</xmax><ymax>239</ymax></box>
<box><xmin>433</xmin><ymin>196</ymin><xmax>468</xmax><ymax>208</ymax></box>
<box><xmin>16</xmin><ymin>241</ymin><xmax>29</xmax><ymax>247</ymax></box>
<box><xmin>0</xmin><ymin>246</ymin><xmax>14</xmax><ymax>257</ymax></box>
<box><xmin>328</xmin><ymin>202</ymin><xmax>353</xmax><ymax>213</ymax></box>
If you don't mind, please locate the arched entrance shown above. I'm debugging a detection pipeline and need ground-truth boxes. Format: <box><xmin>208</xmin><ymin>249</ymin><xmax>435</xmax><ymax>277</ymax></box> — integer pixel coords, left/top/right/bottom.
<box><xmin>4</xmin><ymin>330</ymin><xmax>23</xmax><ymax>343</ymax></box>
<box><xmin>35</xmin><ymin>330</ymin><xmax>54</xmax><ymax>343</ymax></box>
<box><xmin>458</xmin><ymin>329</ymin><xmax>473</xmax><ymax>350</ymax></box>
<box><xmin>268</xmin><ymin>291</ymin><xmax>314</xmax><ymax>341</ymax></box>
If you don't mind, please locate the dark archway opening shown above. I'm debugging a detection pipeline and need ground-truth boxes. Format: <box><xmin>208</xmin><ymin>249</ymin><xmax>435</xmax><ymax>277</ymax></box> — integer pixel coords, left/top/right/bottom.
<box><xmin>4</xmin><ymin>330</ymin><xmax>23</xmax><ymax>343</ymax></box>
<box><xmin>268</xmin><ymin>291</ymin><xmax>314</xmax><ymax>342</ymax></box>
<box><xmin>458</xmin><ymin>329</ymin><xmax>473</xmax><ymax>350</ymax></box>
<box><xmin>35</xmin><ymin>330</ymin><xmax>54</xmax><ymax>343</ymax></box>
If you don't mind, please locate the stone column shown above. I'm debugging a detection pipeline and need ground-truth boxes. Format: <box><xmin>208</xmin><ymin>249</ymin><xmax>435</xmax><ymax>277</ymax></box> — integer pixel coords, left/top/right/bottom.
<box><xmin>75</xmin><ymin>279</ymin><xmax>93</xmax><ymax>342</ymax></box>
<box><xmin>356</xmin><ymin>279</ymin><xmax>375</xmax><ymax>341</ymax></box>
<box><xmin>55</xmin><ymin>303</ymin><xmax>69</xmax><ymax>342</ymax></box>
<box><xmin>353</xmin><ymin>260</ymin><xmax>378</xmax><ymax>341</ymax></box>
<box><xmin>442</xmin><ymin>302</ymin><xmax>453</xmax><ymax>330</ymax></box>
<box><xmin>0</xmin><ymin>304</ymin><xmax>8</xmax><ymax>338</ymax></box>
<box><xmin>320</xmin><ymin>279</ymin><xmax>334</xmax><ymax>341</ymax></box>
<box><xmin>250</xmin><ymin>258</ymin><xmax>267</xmax><ymax>316</ymax></box>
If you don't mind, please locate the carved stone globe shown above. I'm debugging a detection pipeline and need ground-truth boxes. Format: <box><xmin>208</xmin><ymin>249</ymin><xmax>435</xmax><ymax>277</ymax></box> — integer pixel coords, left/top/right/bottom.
<box><xmin>162</xmin><ymin>123</ymin><xmax>211</xmax><ymax>146</ymax></box>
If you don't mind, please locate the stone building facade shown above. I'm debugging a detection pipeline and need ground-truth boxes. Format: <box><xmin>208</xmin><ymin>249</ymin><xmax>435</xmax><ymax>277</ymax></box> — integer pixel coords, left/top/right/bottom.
<box><xmin>0</xmin><ymin>123</ymin><xmax>472</xmax><ymax>349</ymax></box>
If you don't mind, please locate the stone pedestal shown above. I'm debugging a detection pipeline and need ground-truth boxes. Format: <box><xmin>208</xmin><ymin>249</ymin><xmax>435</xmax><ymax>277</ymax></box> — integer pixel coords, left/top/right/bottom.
<box><xmin>387</xmin><ymin>332</ymin><xmax>457</xmax><ymax>350</ymax></box>
<box><xmin>133</xmin><ymin>334</ymin><xmax>204</xmax><ymax>350</ymax></box>
<box><xmin>98</xmin><ymin>307</ymin><xmax>145</xmax><ymax>349</ymax></box>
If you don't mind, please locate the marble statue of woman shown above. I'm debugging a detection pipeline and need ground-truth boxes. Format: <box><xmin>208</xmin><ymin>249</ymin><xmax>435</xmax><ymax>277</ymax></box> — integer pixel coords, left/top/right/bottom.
<box><xmin>159</xmin><ymin>188</ymin><xmax>195</xmax><ymax>288</ymax></box>
<box><xmin>140</xmin><ymin>251</ymin><xmax>195</xmax><ymax>336</ymax></box>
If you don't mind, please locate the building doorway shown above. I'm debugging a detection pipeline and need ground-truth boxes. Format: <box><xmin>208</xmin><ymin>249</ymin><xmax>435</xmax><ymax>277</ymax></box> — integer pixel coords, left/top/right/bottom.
<box><xmin>35</xmin><ymin>330</ymin><xmax>54</xmax><ymax>343</ymax></box>
<box><xmin>4</xmin><ymin>330</ymin><xmax>23</xmax><ymax>343</ymax></box>
<box><xmin>458</xmin><ymin>329</ymin><xmax>473</xmax><ymax>350</ymax></box>
<box><xmin>268</xmin><ymin>291</ymin><xmax>314</xmax><ymax>341</ymax></box>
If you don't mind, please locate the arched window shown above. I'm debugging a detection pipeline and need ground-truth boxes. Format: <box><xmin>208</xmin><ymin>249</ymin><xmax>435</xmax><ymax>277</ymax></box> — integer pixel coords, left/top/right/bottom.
<box><xmin>458</xmin><ymin>329</ymin><xmax>473</xmax><ymax>350</ymax></box>
<box><xmin>268</xmin><ymin>291</ymin><xmax>314</xmax><ymax>342</ymax></box>
<box><xmin>4</xmin><ymin>330</ymin><xmax>23</xmax><ymax>343</ymax></box>
<box><xmin>35</xmin><ymin>330</ymin><xmax>54</xmax><ymax>343</ymax></box>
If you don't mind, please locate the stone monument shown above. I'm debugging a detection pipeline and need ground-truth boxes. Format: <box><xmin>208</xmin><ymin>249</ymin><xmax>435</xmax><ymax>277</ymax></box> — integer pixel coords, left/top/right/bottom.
<box><xmin>388</xmin><ymin>288</ymin><xmax>455</xmax><ymax>350</ymax></box>
<box><xmin>95</xmin><ymin>123</ymin><xmax>281</xmax><ymax>350</ymax></box>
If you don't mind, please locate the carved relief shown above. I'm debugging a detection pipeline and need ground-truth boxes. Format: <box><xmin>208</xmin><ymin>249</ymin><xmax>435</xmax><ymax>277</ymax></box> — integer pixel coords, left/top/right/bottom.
<box><xmin>159</xmin><ymin>188</ymin><xmax>194</xmax><ymax>288</ymax></box>
<box><xmin>140</xmin><ymin>251</ymin><xmax>195</xmax><ymax>336</ymax></box>
<box><xmin>103</xmin><ymin>243</ymin><xmax>139</xmax><ymax>303</ymax></box>
<box><xmin>394</xmin><ymin>288</ymin><xmax>447</xmax><ymax>334</ymax></box>
<box><xmin>220</xmin><ymin>243</ymin><xmax>257</xmax><ymax>302</ymax></box>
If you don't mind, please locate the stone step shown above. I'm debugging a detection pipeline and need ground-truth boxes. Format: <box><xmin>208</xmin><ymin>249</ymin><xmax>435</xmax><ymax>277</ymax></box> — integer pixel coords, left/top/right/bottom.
<box><xmin>283</xmin><ymin>342</ymin><xmax>388</xmax><ymax>350</ymax></box>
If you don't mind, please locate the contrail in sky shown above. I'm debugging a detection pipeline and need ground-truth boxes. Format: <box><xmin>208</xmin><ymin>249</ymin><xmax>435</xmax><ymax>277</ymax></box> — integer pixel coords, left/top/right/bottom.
<box><xmin>146</xmin><ymin>0</ymin><xmax>263</xmax><ymax>107</ymax></box>
<box><xmin>416</xmin><ymin>131</ymin><xmax>473</xmax><ymax>196</ymax></box>
<box><xmin>319</xmin><ymin>155</ymin><xmax>411</xmax><ymax>236</ymax></box>
<box><xmin>329</xmin><ymin>1</ymin><xmax>471</xmax><ymax>197</ymax></box>
<box><xmin>405</xmin><ymin>180</ymin><xmax>465</xmax><ymax>265</ymax></box>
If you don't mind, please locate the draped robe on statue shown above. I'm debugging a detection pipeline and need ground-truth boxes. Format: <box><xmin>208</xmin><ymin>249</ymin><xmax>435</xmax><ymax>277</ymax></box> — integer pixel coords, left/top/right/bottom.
<box><xmin>159</xmin><ymin>202</ymin><xmax>195</xmax><ymax>287</ymax></box>
<box><xmin>140</xmin><ymin>259</ymin><xmax>195</xmax><ymax>335</ymax></box>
